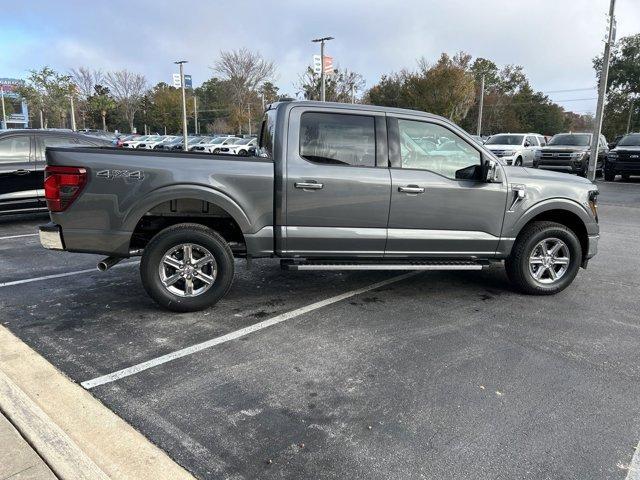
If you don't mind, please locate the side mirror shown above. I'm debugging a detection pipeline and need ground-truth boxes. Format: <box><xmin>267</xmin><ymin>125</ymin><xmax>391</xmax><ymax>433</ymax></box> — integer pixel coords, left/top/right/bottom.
<box><xmin>483</xmin><ymin>158</ymin><xmax>501</xmax><ymax>183</ymax></box>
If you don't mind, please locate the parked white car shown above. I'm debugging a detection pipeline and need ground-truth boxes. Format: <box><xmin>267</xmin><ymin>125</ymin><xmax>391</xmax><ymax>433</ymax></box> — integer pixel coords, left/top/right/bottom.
<box><xmin>122</xmin><ymin>135</ymin><xmax>149</xmax><ymax>148</ymax></box>
<box><xmin>484</xmin><ymin>133</ymin><xmax>546</xmax><ymax>166</ymax></box>
<box><xmin>192</xmin><ymin>136</ymin><xmax>240</xmax><ymax>154</ymax></box>
<box><xmin>136</xmin><ymin>135</ymin><xmax>170</xmax><ymax>149</ymax></box>
<box><xmin>217</xmin><ymin>137</ymin><xmax>258</xmax><ymax>156</ymax></box>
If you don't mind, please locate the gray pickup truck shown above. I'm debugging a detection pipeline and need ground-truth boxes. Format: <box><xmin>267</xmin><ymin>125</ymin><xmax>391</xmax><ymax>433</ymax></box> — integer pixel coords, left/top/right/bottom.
<box><xmin>39</xmin><ymin>101</ymin><xmax>600</xmax><ymax>311</ymax></box>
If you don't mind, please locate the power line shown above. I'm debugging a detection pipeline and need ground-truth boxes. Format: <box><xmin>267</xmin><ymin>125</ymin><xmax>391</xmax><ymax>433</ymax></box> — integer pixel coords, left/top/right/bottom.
<box><xmin>541</xmin><ymin>87</ymin><xmax>597</xmax><ymax>94</ymax></box>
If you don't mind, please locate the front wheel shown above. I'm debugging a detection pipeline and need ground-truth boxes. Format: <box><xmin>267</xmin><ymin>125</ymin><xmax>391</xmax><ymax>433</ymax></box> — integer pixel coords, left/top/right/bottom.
<box><xmin>604</xmin><ymin>170</ymin><xmax>616</xmax><ymax>181</ymax></box>
<box><xmin>505</xmin><ymin>221</ymin><xmax>582</xmax><ymax>295</ymax></box>
<box><xmin>140</xmin><ymin>223</ymin><xmax>235</xmax><ymax>312</ymax></box>
<box><xmin>514</xmin><ymin>157</ymin><xmax>523</xmax><ymax>166</ymax></box>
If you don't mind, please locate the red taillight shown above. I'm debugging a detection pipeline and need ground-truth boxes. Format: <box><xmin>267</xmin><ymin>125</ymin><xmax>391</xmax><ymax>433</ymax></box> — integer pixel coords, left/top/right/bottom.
<box><xmin>44</xmin><ymin>166</ymin><xmax>87</xmax><ymax>212</ymax></box>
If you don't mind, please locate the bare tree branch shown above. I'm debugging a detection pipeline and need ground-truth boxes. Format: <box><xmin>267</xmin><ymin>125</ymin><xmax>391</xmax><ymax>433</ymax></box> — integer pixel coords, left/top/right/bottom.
<box><xmin>104</xmin><ymin>70</ymin><xmax>148</xmax><ymax>132</ymax></box>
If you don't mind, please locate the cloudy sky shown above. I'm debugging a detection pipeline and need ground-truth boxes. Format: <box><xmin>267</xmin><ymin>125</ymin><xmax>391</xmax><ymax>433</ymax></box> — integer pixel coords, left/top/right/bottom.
<box><xmin>3</xmin><ymin>0</ymin><xmax>639</xmax><ymax>114</ymax></box>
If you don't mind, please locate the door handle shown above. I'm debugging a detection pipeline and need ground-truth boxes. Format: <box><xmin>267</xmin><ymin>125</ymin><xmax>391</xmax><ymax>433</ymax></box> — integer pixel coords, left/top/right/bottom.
<box><xmin>295</xmin><ymin>182</ymin><xmax>324</xmax><ymax>190</ymax></box>
<box><xmin>13</xmin><ymin>169</ymin><xmax>30</xmax><ymax>176</ymax></box>
<box><xmin>398</xmin><ymin>185</ymin><xmax>425</xmax><ymax>194</ymax></box>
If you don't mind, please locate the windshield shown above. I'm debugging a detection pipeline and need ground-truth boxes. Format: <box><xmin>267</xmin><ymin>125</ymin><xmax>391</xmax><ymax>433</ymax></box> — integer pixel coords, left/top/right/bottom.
<box><xmin>236</xmin><ymin>138</ymin><xmax>252</xmax><ymax>145</ymax></box>
<box><xmin>548</xmin><ymin>133</ymin><xmax>591</xmax><ymax>146</ymax></box>
<box><xmin>187</xmin><ymin>137</ymin><xmax>203</xmax><ymax>145</ymax></box>
<box><xmin>134</xmin><ymin>136</ymin><xmax>149</xmax><ymax>141</ymax></box>
<box><xmin>618</xmin><ymin>133</ymin><xmax>640</xmax><ymax>146</ymax></box>
<box><xmin>166</xmin><ymin>137</ymin><xmax>182</xmax><ymax>145</ymax></box>
<box><xmin>485</xmin><ymin>134</ymin><xmax>524</xmax><ymax>146</ymax></box>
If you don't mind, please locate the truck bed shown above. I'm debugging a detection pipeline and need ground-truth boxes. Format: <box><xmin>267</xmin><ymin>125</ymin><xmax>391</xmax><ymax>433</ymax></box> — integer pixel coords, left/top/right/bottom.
<box><xmin>45</xmin><ymin>147</ymin><xmax>275</xmax><ymax>257</ymax></box>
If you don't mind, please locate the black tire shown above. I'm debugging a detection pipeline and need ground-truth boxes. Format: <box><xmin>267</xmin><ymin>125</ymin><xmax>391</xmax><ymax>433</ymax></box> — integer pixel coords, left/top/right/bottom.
<box><xmin>140</xmin><ymin>223</ymin><xmax>235</xmax><ymax>312</ymax></box>
<box><xmin>514</xmin><ymin>157</ymin><xmax>523</xmax><ymax>166</ymax></box>
<box><xmin>604</xmin><ymin>170</ymin><xmax>616</xmax><ymax>181</ymax></box>
<box><xmin>238</xmin><ymin>149</ymin><xmax>247</xmax><ymax>156</ymax></box>
<box><xmin>213</xmin><ymin>148</ymin><xmax>220</xmax><ymax>154</ymax></box>
<box><xmin>622</xmin><ymin>174</ymin><xmax>630</xmax><ymax>181</ymax></box>
<box><xmin>505</xmin><ymin>221</ymin><xmax>582</xmax><ymax>295</ymax></box>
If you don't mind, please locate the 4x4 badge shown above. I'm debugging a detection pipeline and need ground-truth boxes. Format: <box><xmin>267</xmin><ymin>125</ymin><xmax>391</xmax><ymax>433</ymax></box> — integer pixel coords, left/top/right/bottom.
<box><xmin>97</xmin><ymin>169</ymin><xmax>144</xmax><ymax>180</ymax></box>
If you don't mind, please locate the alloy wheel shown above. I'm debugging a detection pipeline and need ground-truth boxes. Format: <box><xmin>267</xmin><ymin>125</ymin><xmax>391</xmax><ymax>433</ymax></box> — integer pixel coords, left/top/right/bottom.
<box><xmin>528</xmin><ymin>238</ymin><xmax>570</xmax><ymax>284</ymax></box>
<box><xmin>158</xmin><ymin>243</ymin><xmax>217</xmax><ymax>297</ymax></box>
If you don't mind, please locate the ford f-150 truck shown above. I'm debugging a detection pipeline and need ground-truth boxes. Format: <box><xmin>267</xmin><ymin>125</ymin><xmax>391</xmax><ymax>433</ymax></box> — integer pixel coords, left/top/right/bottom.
<box><xmin>39</xmin><ymin>101</ymin><xmax>600</xmax><ymax>311</ymax></box>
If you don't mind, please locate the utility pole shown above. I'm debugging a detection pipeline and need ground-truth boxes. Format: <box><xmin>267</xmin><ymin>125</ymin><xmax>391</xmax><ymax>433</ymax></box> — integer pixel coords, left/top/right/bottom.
<box><xmin>477</xmin><ymin>74</ymin><xmax>485</xmax><ymax>137</ymax></box>
<box><xmin>626</xmin><ymin>97</ymin><xmax>635</xmax><ymax>134</ymax></box>
<box><xmin>175</xmin><ymin>60</ymin><xmax>189</xmax><ymax>151</ymax></box>
<box><xmin>588</xmin><ymin>0</ymin><xmax>616</xmax><ymax>181</ymax></box>
<box><xmin>247</xmin><ymin>103</ymin><xmax>252</xmax><ymax>136</ymax></box>
<box><xmin>194</xmin><ymin>96</ymin><xmax>198</xmax><ymax>135</ymax></box>
<box><xmin>69</xmin><ymin>93</ymin><xmax>77</xmax><ymax>131</ymax></box>
<box><xmin>312</xmin><ymin>36</ymin><xmax>333</xmax><ymax>102</ymax></box>
<box><xmin>351</xmin><ymin>84</ymin><xmax>355</xmax><ymax>104</ymax></box>
<box><xmin>261</xmin><ymin>93</ymin><xmax>265</xmax><ymax>111</ymax></box>
<box><xmin>1</xmin><ymin>86</ymin><xmax>6</xmax><ymax>130</ymax></box>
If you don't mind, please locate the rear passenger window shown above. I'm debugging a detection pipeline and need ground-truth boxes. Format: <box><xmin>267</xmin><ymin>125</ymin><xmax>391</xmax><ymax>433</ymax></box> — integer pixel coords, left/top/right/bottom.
<box><xmin>300</xmin><ymin>112</ymin><xmax>376</xmax><ymax>167</ymax></box>
<box><xmin>0</xmin><ymin>135</ymin><xmax>30</xmax><ymax>163</ymax></box>
<box><xmin>41</xmin><ymin>136</ymin><xmax>78</xmax><ymax>148</ymax></box>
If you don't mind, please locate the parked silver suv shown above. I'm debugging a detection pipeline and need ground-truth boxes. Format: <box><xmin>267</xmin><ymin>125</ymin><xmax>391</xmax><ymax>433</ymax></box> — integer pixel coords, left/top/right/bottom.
<box><xmin>485</xmin><ymin>133</ymin><xmax>546</xmax><ymax>166</ymax></box>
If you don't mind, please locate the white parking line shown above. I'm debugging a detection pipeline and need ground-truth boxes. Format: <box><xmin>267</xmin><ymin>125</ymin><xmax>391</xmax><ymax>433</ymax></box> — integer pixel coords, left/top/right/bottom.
<box><xmin>81</xmin><ymin>271</ymin><xmax>420</xmax><ymax>390</ymax></box>
<box><xmin>0</xmin><ymin>261</ymin><xmax>139</xmax><ymax>288</ymax></box>
<box><xmin>0</xmin><ymin>233</ymin><xmax>38</xmax><ymax>241</ymax></box>
<box><xmin>627</xmin><ymin>439</ymin><xmax>640</xmax><ymax>480</ymax></box>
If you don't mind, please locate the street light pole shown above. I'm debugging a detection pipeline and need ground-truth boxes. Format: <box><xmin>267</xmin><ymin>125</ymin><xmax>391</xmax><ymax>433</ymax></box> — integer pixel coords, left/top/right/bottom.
<box><xmin>69</xmin><ymin>94</ymin><xmax>76</xmax><ymax>131</ymax></box>
<box><xmin>626</xmin><ymin>97</ymin><xmax>635</xmax><ymax>134</ymax></box>
<box><xmin>588</xmin><ymin>0</ymin><xmax>616</xmax><ymax>181</ymax></box>
<box><xmin>175</xmin><ymin>60</ymin><xmax>189</xmax><ymax>151</ymax></box>
<box><xmin>477</xmin><ymin>74</ymin><xmax>485</xmax><ymax>137</ymax></box>
<box><xmin>194</xmin><ymin>96</ymin><xmax>198</xmax><ymax>135</ymax></box>
<box><xmin>1</xmin><ymin>87</ymin><xmax>6</xmax><ymax>130</ymax></box>
<box><xmin>312</xmin><ymin>36</ymin><xmax>334</xmax><ymax>102</ymax></box>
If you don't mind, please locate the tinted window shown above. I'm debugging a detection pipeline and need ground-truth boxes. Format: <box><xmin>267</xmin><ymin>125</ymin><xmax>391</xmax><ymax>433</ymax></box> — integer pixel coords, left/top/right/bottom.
<box><xmin>41</xmin><ymin>135</ymin><xmax>79</xmax><ymax>149</ymax></box>
<box><xmin>300</xmin><ymin>112</ymin><xmax>375</xmax><ymax>167</ymax></box>
<box><xmin>618</xmin><ymin>133</ymin><xmax>640</xmax><ymax>146</ymax></box>
<box><xmin>0</xmin><ymin>135</ymin><xmax>30</xmax><ymax>163</ymax></box>
<box><xmin>397</xmin><ymin>119</ymin><xmax>480</xmax><ymax>179</ymax></box>
<box><xmin>537</xmin><ymin>136</ymin><xmax>546</xmax><ymax>146</ymax></box>
<box><xmin>485</xmin><ymin>134</ymin><xmax>524</xmax><ymax>146</ymax></box>
<box><xmin>258</xmin><ymin>109</ymin><xmax>276</xmax><ymax>158</ymax></box>
<box><xmin>548</xmin><ymin>134</ymin><xmax>591</xmax><ymax>146</ymax></box>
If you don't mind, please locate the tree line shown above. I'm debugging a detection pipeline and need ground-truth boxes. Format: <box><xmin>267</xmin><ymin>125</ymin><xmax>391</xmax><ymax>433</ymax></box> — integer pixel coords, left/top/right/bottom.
<box><xmin>14</xmin><ymin>34</ymin><xmax>639</xmax><ymax>138</ymax></box>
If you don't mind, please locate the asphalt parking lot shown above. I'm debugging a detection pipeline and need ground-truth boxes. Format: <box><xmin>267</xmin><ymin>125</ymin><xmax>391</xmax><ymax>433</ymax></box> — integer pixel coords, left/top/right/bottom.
<box><xmin>1</xmin><ymin>180</ymin><xmax>639</xmax><ymax>480</ymax></box>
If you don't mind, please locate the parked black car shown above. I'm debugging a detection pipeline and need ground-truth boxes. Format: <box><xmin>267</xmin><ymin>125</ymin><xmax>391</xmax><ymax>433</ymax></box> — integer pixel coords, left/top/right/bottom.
<box><xmin>604</xmin><ymin>133</ymin><xmax>640</xmax><ymax>181</ymax></box>
<box><xmin>0</xmin><ymin>129</ymin><xmax>111</xmax><ymax>215</ymax></box>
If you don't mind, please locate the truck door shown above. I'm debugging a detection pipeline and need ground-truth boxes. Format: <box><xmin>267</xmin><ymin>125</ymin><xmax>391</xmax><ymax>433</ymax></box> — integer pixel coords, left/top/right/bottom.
<box><xmin>0</xmin><ymin>133</ymin><xmax>41</xmax><ymax>213</ymax></box>
<box><xmin>284</xmin><ymin>106</ymin><xmax>391</xmax><ymax>257</ymax></box>
<box><xmin>385</xmin><ymin>116</ymin><xmax>507</xmax><ymax>258</ymax></box>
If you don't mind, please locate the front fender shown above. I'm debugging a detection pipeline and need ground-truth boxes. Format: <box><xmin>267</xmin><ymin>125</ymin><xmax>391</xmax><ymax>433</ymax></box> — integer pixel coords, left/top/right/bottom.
<box><xmin>122</xmin><ymin>184</ymin><xmax>253</xmax><ymax>233</ymax></box>
<box><xmin>505</xmin><ymin>197</ymin><xmax>598</xmax><ymax>239</ymax></box>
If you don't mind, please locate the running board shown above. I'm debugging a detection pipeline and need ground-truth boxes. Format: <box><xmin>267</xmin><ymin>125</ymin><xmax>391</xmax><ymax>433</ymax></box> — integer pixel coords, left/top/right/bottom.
<box><xmin>281</xmin><ymin>260</ymin><xmax>489</xmax><ymax>271</ymax></box>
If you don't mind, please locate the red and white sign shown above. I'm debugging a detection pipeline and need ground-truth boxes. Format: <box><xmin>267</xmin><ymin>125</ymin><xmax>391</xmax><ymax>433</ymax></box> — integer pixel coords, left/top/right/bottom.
<box><xmin>323</xmin><ymin>56</ymin><xmax>333</xmax><ymax>74</ymax></box>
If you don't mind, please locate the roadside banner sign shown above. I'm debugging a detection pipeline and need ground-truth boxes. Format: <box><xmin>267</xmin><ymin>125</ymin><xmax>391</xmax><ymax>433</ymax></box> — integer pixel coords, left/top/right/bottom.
<box><xmin>323</xmin><ymin>56</ymin><xmax>333</xmax><ymax>75</ymax></box>
<box><xmin>313</xmin><ymin>55</ymin><xmax>322</xmax><ymax>74</ymax></box>
<box><xmin>172</xmin><ymin>74</ymin><xmax>193</xmax><ymax>89</ymax></box>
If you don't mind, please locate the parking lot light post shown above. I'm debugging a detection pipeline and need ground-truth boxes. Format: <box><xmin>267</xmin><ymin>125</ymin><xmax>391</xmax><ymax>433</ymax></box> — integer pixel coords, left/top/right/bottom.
<box><xmin>588</xmin><ymin>0</ymin><xmax>616</xmax><ymax>181</ymax></box>
<box><xmin>175</xmin><ymin>60</ymin><xmax>189</xmax><ymax>151</ymax></box>
<box><xmin>627</xmin><ymin>97</ymin><xmax>635</xmax><ymax>134</ymax></box>
<box><xmin>1</xmin><ymin>86</ymin><xmax>6</xmax><ymax>130</ymax></box>
<box><xmin>69</xmin><ymin>93</ymin><xmax>77</xmax><ymax>131</ymax></box>
<box><xmin>477</xmin><ymin>74</ymin><xmax>485</xmax><ymax>136</ymax></box>
<box><xmin>194</xmin><ymin>96</ymin><xmax>198</xmax><ymax>135</ymax></box>
<box><xmin>312</xmin><ymin>36</ymin><xmax>334</xmax><ymax>102</ymax></box>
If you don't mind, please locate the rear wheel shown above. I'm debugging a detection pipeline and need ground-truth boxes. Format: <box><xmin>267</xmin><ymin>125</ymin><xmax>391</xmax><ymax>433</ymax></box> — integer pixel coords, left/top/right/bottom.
<box><xmin>238</xmin><ymin>149</ymin><xmax>247</xmax><ymax>156</ymax></box>
<box><xmin>604</xmin><ymin>170</ymin><xmax>616</xmax><ymax>181</ymax></box>
<box><xmin>514</xmin><ymin>157</ymin><xmax>523</xmax><ymax>166</ymax></box>
<box><xmin>622</xmin><ymin>174</ymin><xmax>631</xmax><ymax>181</ymax></box>
<box><xmin>140</xmin><ymin>223</ymin><xmax>235</xmax><ymax>312</ymax></box>
<box><xmin>505</xmin><ymin>221</ymin><xmax>582</xmax><ymax>295</ymax></box>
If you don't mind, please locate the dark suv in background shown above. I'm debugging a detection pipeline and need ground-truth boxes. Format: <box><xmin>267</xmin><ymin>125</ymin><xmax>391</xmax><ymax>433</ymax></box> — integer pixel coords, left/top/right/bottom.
<box><xmin>0</xmin><ymin>130</ymin><xmax>111</xmax><ymax>215</ymax></box>
<box><xmin>534</xmin><ymin>132</ymin><xmax>607</xmax><ymax>177</ymax></box>
<box><xmin>604</xmin><ymin>132</ymin><xmax>640</xmax><ymax>181</ymax></box>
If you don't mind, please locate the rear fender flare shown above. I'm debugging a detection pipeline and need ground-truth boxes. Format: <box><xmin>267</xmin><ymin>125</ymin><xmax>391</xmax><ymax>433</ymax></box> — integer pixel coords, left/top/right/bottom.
<box><xmin>123</xmin><ymin>185</ymin><xmax>252</xmax><ymax>233</ymax></box>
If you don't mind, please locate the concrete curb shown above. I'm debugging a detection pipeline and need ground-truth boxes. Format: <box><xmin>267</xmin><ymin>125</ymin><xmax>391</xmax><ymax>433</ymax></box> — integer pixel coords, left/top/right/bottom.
<box><xmin>0</xmin><ymin>370</ymin><xmax>109</xmax><ymax>480</ymax></box>
<box><xmin>0</xmin><ymin>326</ymin><xmax>194</xmax><ymax>480</ymax></box>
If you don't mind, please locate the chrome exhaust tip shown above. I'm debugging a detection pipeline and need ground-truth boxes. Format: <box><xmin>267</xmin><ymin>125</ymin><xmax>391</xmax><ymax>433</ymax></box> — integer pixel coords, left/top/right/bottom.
<box><xmin>97</xmin><ymin>256</ymin><xmax>124</xmax><ymax>272</ymax></box>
